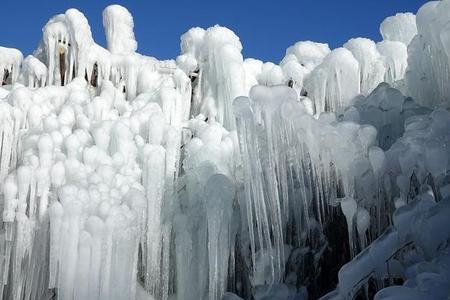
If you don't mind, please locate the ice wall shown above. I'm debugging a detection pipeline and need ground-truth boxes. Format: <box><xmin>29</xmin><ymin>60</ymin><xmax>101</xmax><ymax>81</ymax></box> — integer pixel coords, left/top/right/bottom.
<box><xmin>0</xmin><ymin>2</ymin><xmax>450</xmax><ymax>300</ymax></box>
<box><xmin>233</xmin><ymin>83</ymin><xmax>394</xmax><ymax>292</ymax></box>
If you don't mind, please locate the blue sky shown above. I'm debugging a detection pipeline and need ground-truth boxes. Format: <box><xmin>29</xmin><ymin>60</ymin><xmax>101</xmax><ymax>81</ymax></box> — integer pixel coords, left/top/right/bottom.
<box><xmin>1</xmin><ymin>0</ymin><xmax>427</xmax><ymax>63</ymax></box>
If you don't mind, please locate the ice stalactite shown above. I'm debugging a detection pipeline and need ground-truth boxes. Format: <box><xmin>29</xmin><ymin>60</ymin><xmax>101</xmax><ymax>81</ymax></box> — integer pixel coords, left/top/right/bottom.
<box><xmin>103</xmin><ymin>5</ymin><xmax>138</xmax><ymax>55</ymax></box>
<box><xmin>22</xmin><ymin>55</ymin><xmax>48</xmax><ymax>88</ymax></box>
<box><xmin>44</xmin><ymin>119</ymin><xmax>145</xmax><ymax>300</ymax></box>
<box><xmin>344</xmin><ymin>38</ymin><xmax>385</xmax><ymax>95</ymax></box>
<box><xmin>375</xmin><ymin>13</ymin><xmax>412</xmax><ymax>90</ymax></box>
<box><xmin>278</xmin><ymin>41</ymin><xmax>331</xmax><ymax>99</ymax></box>
<box><xmin>283</xmin><ymin>41</ymin><xmax>331</xmax><ymax>72</ymax></box>
<box><xmin>386</xmin><ymin>108</ymin><xmax>450</xmax><ymax>207</ymax></box>
<box><xmin>0</xmin><ymin>47</ymin><xmax>23</xmax><ymax>86</ymax></box>
<box><xmin>0</xmin><ymin>75</ymin><xmax>146</xmax><ymax>300</ymax></box>
<box><xmin>102</xmin><ymin>5</ymin><xmax>164</xmax><ymax>101</ymax></box>
<box><xmin>376</xmin><ymin>41</ymin><xmax>408</xmax><ymax>85</ymax></box>
<box><xmin>64</xmin><ymin>9</ymin><xmax>95</xmax><ymax>82</ymax></box>
<box><xmin>233</xmin><ymin>83</ymin><xmax>397</xmax><ymax>292</ymax></box>
<box><xmin>39</xmin><ymin>9</ymin><xmax>94</xmax><ymax>86</ymax></box>
<box><xmin>36</xmin><ymin>5</ymin><xmax>146</xmax><ymax>101</ymax></box>
<box><xmin>174</xmin><ymin>116</ymin><xmax>237</xmax><ymax>300</ymax></box>
<box><xmin>1</xmin><ymin>111</ymin><xmax>58</xmax><ymax>300</ymax></box>
<box><xmin>0</xmin><ymin>87</ymin><xmax>37</xmax><ymax>193</ymax></box>
<box><xmin>205</xmin><ymin>174</ymin><xmax>236</xmax><ymax>300</ymax></box>
<box><xmin>349</xmin><ymin>82</ymin><xmax>430</xmax><ymax>150</ymax></box>
<box><xmin>340</xmin><ymin>196</ymin><xmax>358</xmax><ymax>258</ymax></box>
<box><xmin>132</xmin><ymin>68</ymin><xmax>189</xmax><ymax>300</ymax></box>
<box><xmin>233</xmin><ymin>86</ymin><xmax>299</xmax><ymax>287</ymax></box>
<box><xmin>323</xmin><ymin>94</ymin><xmax>450</xmax><ymax>300</ymax></box>
<box><xmin>355</xmin><ymin>208</ymin><xmax>370</xmax><ymax>250</ymax></box>
<box><xmin>141</xmin><ymin>112</ymin><xmax>168</xmax><ymax>299</ymax></box>
<box><xmin>405</xmin><ymin>1</ymin><xmax>450</xmax><ymax>108</ymax></box>
<box><xmin>380</xmin><ymin>13</ymin><xmax>417</xmax><ymax>46</ymax></box>
<box><xmin>257</xmin><ymin>62</ymin><xmax>286</xmax><ymax>87</ymax></box>
<box><xmin>40</xmin><ymin>16</ymin><xmax>69</xmax><ymax>86</ymax></box>
<box><xmin>1</xmin><ymin>2</ymin><xmax>450</xmax><ymax>300</ymax></box>
<box><xmin>304</xmin><ymin>48</ymin><xmax>360</xmax><ymax>114</ymax></box>
<box><xmin>279</xmin><ymin>57</ymin><xmax>309</xmax><ymax>96</ymax></box>
<box><xmin>181</xmin><ymin>26</ymin><xmax>246</xmax><ymax>130</ymax></box>
<box><xmin>178</xmin><ymin>27</ymin><xmax>205</xmax><ymax>118</ymax></box>
<box><xmin>0</xmin><ymin>103</ymin><xmax>16</xmax><ymax>185</ymax></box>
<box><xmin>87</xmin><ymin>44</ymin><xmax>112</xmax><ymax>87</ymax></box>
<box><xmin>327</xmin><ymin>194</ymin><xmax>450</xmax><ymax>300</ymax></box>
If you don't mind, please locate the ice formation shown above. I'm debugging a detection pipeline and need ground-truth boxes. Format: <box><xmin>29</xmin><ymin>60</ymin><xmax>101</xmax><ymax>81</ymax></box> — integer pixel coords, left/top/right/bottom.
<box><xmin>304</xmin><ymin>47</ymin><xmax>360</xmax><ymax>114</ymax></box>
<box><xmin>405</xmin><ymin>0</ymin><xmax>450</xmax><ymax>108</ymax></box>
<box><xmin>380</xmin><ymin>13</ymin><xmax>417</xmax><ymax>46</ymax></box>
<box><xmin>344</xmin><ymin>38</ymin><xmax>385</xmax><ymax>95</ymax></box>
<box><xmin>0</xmin><ymin>2</ymin><xmax>450</xmax><ymax>300</ymax></box>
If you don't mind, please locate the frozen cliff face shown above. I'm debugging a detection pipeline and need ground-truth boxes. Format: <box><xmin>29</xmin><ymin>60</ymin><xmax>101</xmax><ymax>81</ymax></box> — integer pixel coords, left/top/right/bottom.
<box><xmin>0</xmin><ymin>2</ymin><xmax>450</xmax><ymax>300</ymax></box>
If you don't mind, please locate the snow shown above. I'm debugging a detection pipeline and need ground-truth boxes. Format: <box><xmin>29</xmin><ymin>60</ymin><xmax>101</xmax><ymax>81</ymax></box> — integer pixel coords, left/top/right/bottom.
<box><xmin>1</xmin><ymin>2</ymin><xmax>450</xmax><ymax>300</ymax></box>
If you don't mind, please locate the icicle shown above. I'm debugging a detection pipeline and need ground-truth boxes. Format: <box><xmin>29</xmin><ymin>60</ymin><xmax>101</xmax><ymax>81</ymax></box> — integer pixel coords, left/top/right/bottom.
<box><xmin>340</xmin><ymin>197</ymin><xmax>357</xmax><ymax>257</ymax></box>
<box><xmin>356</xmin><ymin>208</ymin><xmax>370</xmax><ymax>251</ymax></box>
<box><xmin>143</xmin><ymin>143</ymin><xmax>166</xmax><ymax>297</ymax></box>
<box><xmin>205</xmin><ymin>174</ymin><xmax>235</xmax><ymax>300</ymax></box>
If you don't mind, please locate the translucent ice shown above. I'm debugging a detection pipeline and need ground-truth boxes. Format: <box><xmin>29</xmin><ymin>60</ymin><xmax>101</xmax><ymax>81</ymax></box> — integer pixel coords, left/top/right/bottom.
<box><xmin>0</xmin><ymin>2</ymin><xmax>450</xmax><ymax>300</ymax></box>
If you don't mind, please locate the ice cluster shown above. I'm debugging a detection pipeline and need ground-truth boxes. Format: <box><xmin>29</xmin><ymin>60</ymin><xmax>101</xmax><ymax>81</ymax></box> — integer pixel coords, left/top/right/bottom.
<box><xmin>0</xmin><ymin>2</ymin><xmax>450</xmax><ymax>300</ymax></box>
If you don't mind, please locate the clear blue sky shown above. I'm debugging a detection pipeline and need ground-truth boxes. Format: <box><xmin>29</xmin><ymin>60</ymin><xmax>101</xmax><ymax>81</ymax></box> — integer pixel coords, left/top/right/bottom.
<box><xmin>1</xmin><ymin>0</ymin><xmax>428</xmax><ymax>63</ymax></box>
